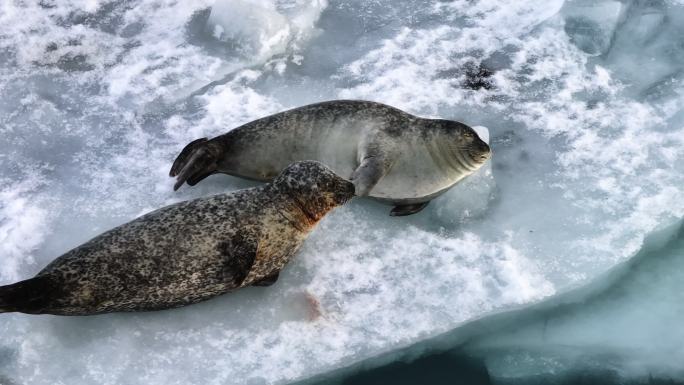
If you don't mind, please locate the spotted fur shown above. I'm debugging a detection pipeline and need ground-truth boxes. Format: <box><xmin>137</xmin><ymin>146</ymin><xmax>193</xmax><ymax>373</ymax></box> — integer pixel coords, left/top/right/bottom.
<box><xmin>0</xmin><ymin>161</ymin><xmax>354</xmax><ymax>315</ymax></box>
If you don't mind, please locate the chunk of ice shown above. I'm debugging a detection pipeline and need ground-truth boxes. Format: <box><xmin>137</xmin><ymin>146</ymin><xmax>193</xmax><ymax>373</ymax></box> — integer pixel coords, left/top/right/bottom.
<box><xmin>207</xmin><ymin>0</ymin><xmax>327</xmax><ymax>61</ymax></box>
<box><xmin>562</xmin><ymin>1</ymin><xmax>623</xmax><ymax>55</ymax></box>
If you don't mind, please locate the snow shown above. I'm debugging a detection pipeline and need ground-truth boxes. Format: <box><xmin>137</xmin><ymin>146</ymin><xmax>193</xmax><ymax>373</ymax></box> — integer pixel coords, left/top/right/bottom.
<box><xmin>1</xmin><ymin>0</ymin><xmax>683</xmax><ymax>384</ymax></box>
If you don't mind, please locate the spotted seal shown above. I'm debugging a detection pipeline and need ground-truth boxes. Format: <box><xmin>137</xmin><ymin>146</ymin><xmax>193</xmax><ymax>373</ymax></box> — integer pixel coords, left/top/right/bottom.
<box><xmin>170</xmin><ymin>100</ymin><xmax>491</xmax><ymax>216</ymax></box>
<box><xmin>0</xmin><ymin>161</ymin><xmax>354</xmax><ymax>315</ymax></box>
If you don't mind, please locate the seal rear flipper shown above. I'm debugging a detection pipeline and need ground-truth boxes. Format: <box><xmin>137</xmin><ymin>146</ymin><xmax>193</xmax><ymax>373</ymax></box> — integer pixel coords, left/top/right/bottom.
<box><xmin>0</xmin><ymin>275</ymin><xmax>59</xmax><ymax>314</ymax></box>
<box><xmin>252</xmin><ymin>272</ymin><xmax>279</xmax><ymax>287</ymax></box>
<box><xmin>170</xmin><ymin>138</ymin><xmax>223</xmax><ymax>190</ymax></box>
<box><xmin>390</xmin><ymin>201</ymin><xmax>430</xmax><ymax>216</ymax></box>
<box><xmin>187</xmin><ymin>170</ymin><xmax>217</xmax><ymax>186</ymax></box>
<box><xmin>170</xmin><ymin>137</ymin><xmax>207</xmax><ymax>177</ymax></box>
<box><xmin>218</xmin><ymin>231</ymin><xmax>258</xmax><ymax>287</ymax></box>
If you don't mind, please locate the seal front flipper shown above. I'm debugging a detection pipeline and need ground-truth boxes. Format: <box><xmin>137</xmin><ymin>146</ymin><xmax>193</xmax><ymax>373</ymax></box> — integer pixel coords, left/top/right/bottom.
<box><xmin>170</xmin><ymin>137</ymin><xmax>222</xmax><ymax>191</ymax></box>
<box><xmin>350</xmin><ymin>152</ymin><xmax>395</xmax><ymax>196</ymax></box>
<box><xmin>218</xmin><ymin>231</ymin><xmax>258</xmax><ymax>287</ymax></box>
<box><xmin>252</xmin><ymin>272</ymin><xmax>279</xmax><ymax>287</ymax></box>
<box><xmin>390</xmin><ymin>201</ymin><xmax>430</xmax><ymax>217</ymax></box>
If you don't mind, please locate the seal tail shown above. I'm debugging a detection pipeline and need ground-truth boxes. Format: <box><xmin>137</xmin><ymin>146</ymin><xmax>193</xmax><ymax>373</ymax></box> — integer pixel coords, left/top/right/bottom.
<box><xmin>0</xmin><ymin>276</ymin><xmax>54</xmax><ymax>314</ymax></box>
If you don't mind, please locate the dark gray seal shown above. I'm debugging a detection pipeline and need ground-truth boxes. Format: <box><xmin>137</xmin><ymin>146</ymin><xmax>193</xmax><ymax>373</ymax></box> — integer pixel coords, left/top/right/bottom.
<box><xmin>170</xmin><ymin>100</ymin><xmax>491</xmax><ymax>216</ymax></box>
<box><xmin>0</xmin><ymin>161</ymin><xmax>354</xmax><ymax>315</ymax></box>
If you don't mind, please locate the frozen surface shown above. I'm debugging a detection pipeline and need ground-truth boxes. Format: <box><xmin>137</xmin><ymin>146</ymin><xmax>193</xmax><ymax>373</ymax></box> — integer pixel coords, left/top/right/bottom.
<box><xmin>0</xmin><ymin>0</ymin><xmax>683</xmax><ymax>384</ymax></box>
<box><xmin>461</xmin><ymin>221</ymin><xmax>684</xmax><ymax>383</ymax></box>
<box><xmin>207</xmin><ymin>0</ymin><xmax>326</xmax><ymax>62</ymax></box>
<box><xmin>308</xmin><ymin>221</ymin><xmax>684</xmax><ymax>384</ymax></box>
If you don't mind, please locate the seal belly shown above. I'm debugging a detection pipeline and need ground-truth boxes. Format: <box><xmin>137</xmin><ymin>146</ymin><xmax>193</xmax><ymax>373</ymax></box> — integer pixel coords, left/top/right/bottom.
<box><xmin>370</xmin><ymin>145</ymin><xmax>458</xmax><ymax>202</ymax></box>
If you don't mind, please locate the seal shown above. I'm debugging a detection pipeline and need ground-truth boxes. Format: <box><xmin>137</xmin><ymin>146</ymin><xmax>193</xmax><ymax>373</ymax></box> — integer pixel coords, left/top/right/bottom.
<box><xmin>0</xmin><ymin>161</ymin><xmax>354</xmax><ymax>315</ymax></box>
<box><xmin>170</xmin><ymin>100</ymin><xmax>491</xmax><ymax>216</ymax></box>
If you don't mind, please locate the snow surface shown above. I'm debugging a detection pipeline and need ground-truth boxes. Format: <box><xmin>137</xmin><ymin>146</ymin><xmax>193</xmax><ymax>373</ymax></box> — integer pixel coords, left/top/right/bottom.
<box><xmin>0</xmin><ymin>0</ymin><xmax>683</xmax><ymax>384</ymax></box>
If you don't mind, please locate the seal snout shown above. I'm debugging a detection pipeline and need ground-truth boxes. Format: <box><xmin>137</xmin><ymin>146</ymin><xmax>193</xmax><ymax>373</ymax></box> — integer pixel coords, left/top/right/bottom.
<box><xmin>470</xmin><ymin>136</ymin><xmax>491</xmax><ymax>164</ymax></box>
<box><xmin>339</xmin><ymin>179</ymin><xmax>356</xmax><ymax>202</ymax></box>
<box><xmin>274</xmin><ymin>160</ymin><xmax>355</xmax><ymax>218</ymax></box>
<box><xmin>319</xmin><ymin>168</ymin><xmax>355</xmax><ymax>206</ymax></box>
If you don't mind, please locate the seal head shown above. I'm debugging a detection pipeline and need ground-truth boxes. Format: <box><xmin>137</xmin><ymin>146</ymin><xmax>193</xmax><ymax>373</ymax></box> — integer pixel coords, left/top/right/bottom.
<box><xmin>273</xmin><ymin>160</ymin><xmax>355</xmax><ymax>222</ymax></box>
<box><xmin>432</xmin><ymin>119</ymin><xmax>491</xmax><ymax>173</ymax></box>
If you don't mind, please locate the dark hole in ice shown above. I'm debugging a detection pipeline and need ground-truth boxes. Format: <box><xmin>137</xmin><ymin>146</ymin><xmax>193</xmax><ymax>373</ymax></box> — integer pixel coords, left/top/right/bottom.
<box><xmin>56</xmin><ymin>54</ymin><xmax>95</xmax><ymax>72</ymax></box>
<box><xmin>462</xmin><ymin>62</ymin><xmax>494</xmax><ymax>90</ymax></box>
<box><xmin>39</xmin><ymin>0</ymin><xmax>56</xmax><ymax>9</ymax></box>
<box><xmin>57</xmin><ymin>2</ymin><xmax>132</xmax><ymax>35</ymax></box>
<box><xmin>121</xmin><ymin>22</ymin><xmax>144</xmax><ymax>38</ymax></box>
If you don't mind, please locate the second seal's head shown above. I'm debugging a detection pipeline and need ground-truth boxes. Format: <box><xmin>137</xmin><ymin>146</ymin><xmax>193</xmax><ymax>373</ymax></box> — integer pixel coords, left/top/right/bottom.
<box><xmin>274</xmin><ymin>160</ymin><xmax>355</xmax><ymax>221</ymax></box>
<box><xmin>436</xmin><ymin>120</ymin><xmax>491</xmax><ymax>172</ymax></box>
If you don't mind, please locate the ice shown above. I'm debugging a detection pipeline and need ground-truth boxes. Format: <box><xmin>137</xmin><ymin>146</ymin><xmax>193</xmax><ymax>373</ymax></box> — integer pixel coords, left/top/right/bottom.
<box><xmin>1</xmin><ymin>0</ymin><xmax>684</xmax><ymax>384</ymax></box>
<box><xmin>562</xmin><ymin>1</ymin><xmax>623</xmax><ymax>55</ymax></box>
<box><xmin>310</xmin><ymin>222</ymin><xmax>684</xmax><ymax>384</ymax></box>
<box><xmin>600</xmin><ymin>0</ymin><xmax>684</xmax><ymax>94</ymax></box>
<box><xmin>454</xmin><ymin>221</ymin><xmax>684</xmax><ymax>383</ymax></box>
<box><xmin>472</xmin><ymin>126</ymin><xmax>490</xmax><ymax>145</ymax></box>
<box><xmin>0</xmin><ymin>178</ymin><xmax>49</xmax><ymax>282</ymax></box>
<box><xmin>207</xmin><ymin>0</ymin><xmax>327</xmax><ymax>62</ymax></box>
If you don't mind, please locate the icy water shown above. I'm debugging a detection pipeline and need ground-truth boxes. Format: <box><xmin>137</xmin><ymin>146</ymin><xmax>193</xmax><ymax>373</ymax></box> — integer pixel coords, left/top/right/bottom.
<box><xmin>1</xmin><ymin>0</ymin><xmax>683</xmax><ymax>384</ymax></box>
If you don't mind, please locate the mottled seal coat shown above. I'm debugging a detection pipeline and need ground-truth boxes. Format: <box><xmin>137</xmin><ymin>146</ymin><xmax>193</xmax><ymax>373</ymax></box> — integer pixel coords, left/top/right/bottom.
<box><xmin>170</xmin><ymin>100</ymin><xmax>491</xmax><ymax>216</ymax></box>
<box><xmin>0</xmin><ymin>161</ymin><xmax>354</xmax><ymax>315</ymax></box>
